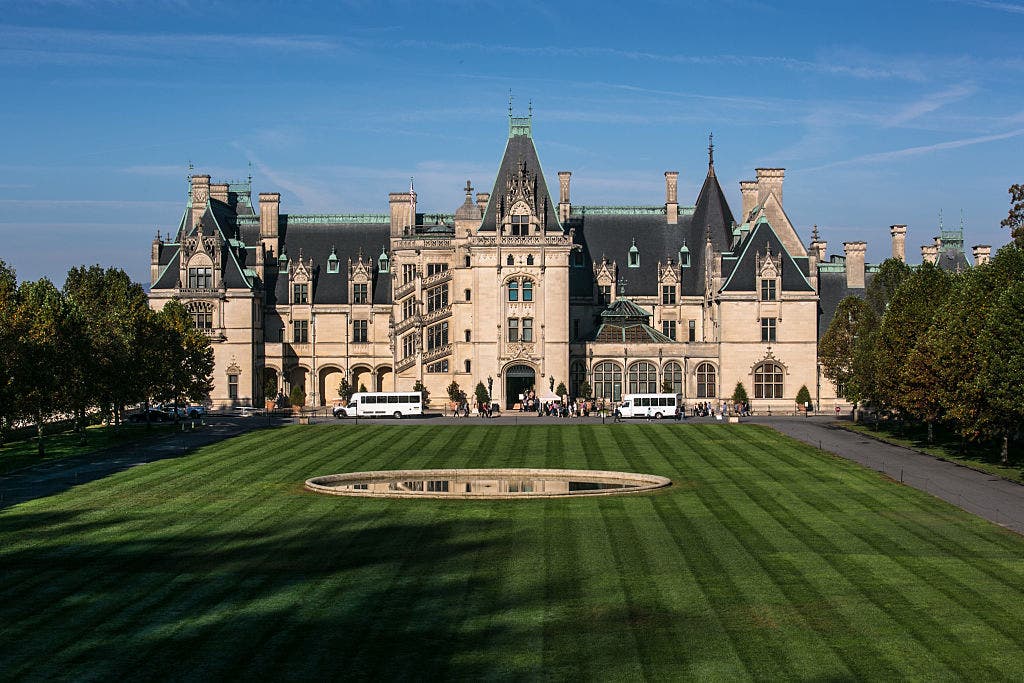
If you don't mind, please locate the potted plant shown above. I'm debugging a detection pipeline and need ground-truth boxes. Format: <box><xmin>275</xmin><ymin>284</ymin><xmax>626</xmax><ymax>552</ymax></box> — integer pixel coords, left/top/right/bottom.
<box><xmin>264</xmin><ymin>375</ymin><xmax>278</xmax><ymax>411</ymax></box>
<box><xmin>289</xmin><ymin>385</ymin><xmax>306</xmax><ymax>414</ymax></box>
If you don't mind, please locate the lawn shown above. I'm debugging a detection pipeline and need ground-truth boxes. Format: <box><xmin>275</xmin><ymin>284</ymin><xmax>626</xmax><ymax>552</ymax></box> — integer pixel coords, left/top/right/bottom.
<box><xmin>0</xmin><ymin>422</ymin><xmax>178</xmax><ymax>475</ymax></box>
<box><xmin>1</xmin><ymin>424</ymin><xmax>1022</xmax><ymax>681</ymax></box>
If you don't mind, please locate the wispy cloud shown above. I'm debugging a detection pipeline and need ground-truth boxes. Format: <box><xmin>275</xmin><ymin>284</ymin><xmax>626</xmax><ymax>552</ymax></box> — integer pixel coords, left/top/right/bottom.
<box><xmin>942</xmin><ymin>0</ymin><xmax>1024</xmax><ymax>13</ymax></box>
<box><xmin>801</xmin><ymin>128</ymin><xmax>1024</xmax><ymax>171</ymax></box>
<box><xmin>884</xmin><ymin>84</ymin><xmax>976</xmax><ymax>126</ymax></box>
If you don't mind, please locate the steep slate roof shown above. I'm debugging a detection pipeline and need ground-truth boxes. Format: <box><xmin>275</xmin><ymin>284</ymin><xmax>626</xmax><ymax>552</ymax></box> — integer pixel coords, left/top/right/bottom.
<box><xmin>270</xmin><ymin>217</ymin><xmax>391</xmax><ymax>306</ymax></box>
<box><xmin>720</xmin><ymin>217</ymin><xmax>814</xmax><ymax>294</ymax></box>
<box><xmin>937</xmin><ymin>247</ymin><xmax>970</xmax><ymax>272</ymax></box>
<box><xmin>568</xmin><ymin>162</ymin><xmax>738</xmax><ymax>298</ymax></box>
<box><xmin>479</xmin><ymin>129</ymin><xmax>561</xmax><ymax>233</ymax></box>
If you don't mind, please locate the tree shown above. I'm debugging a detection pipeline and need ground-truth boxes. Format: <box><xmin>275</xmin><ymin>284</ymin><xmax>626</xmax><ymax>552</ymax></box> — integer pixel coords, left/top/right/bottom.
<box><xmin>0</xmin><ymin>260</ymin><xmax>18</xmax><ymax>446</ymax></box>
<box><xmin>979</xmin><ymin>280</ymin><xmax>1024</xmax><ymax>463</ymax></box>
<box><xmin>264</xmin><ymin>374</ymin><xmax>278</xmax><ymax>402</ymax></box>
<box><xmin>555</xmin><ymin>381</ymin><xmax>567</xmax><ymax>398</ymax></box>
<box><xmin>731</xmin><ymin>382</ymin><xmax>749</xmax><ymax>405</ymax></box>
<box><xmin>413</xmin><ymin>380</ymin><xmax>430</xmax><ymax>406</ymax></box>
<box><xmin>577</xmin><ymin>379</ymin><xmax>592</xmax><ymax>399</ymax></box>
<box><xmin>153</xmin><ymin>299</ymin><xmax>214</xmax><ymax>415</ymax></box>
<box><xmin>873</xmin><ymin>262</ymin><xmax>952</xmax><ymax>414</ymax></box>
<box><xmin>865</xmin><ymin>258</ymin><xmax>912</xmax><ymax>317</ymax></box>
<box><xmin>819</xmin><ymin>296</ymin><xmax>878</xmax><ymax>405</ymax></box>
<box><xmin>358</xmin><ymin>383</ymin><xmax>368</xmax><ymax>393</ymax></box>
<box><xmin>12</xmin><ymin>278</ymin><xmax>71</xmax><ymax>456</ymax></box>
<box><xmin>1001</xmin><ymin>183</ymin><xmax>1024</xmax><ymax>247</ymax></box>
<box><xmin>289</xmin><ymin>384</ymin><xmax>306</xmax><ymax>408</ymax></box>
<box><xmin>474</xmin><ymin>381</ymin><xmax>489</xmax><ymax>405</ymax></box>
<box><xmin>446</xmin><ymin>380</ymin><xmax>465</xmax><ymax>405</ymax></box>
<box><xmin>795</xmin><ymin>385</ymin><xmax>812</xmax><ymax>408</ymax></box>
<box><xmin>337</xmin><ymin>377</ymin><xmax>353</xmax><ymax>404</ymax></box>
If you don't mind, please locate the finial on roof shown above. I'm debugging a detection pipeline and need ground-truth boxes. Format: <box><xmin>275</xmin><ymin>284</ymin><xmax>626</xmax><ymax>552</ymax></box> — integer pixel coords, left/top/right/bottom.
<box><xmin>708</xmin><ymin>132</ymin><xmax>714</xmax><ymax>168</ymax></box>
<box><xmin>706</xmin><ymin>224</ymin><xmax>712</xmax><ymax>242</ymax></box>
<box><xmin>939</xmin><ymin>208</ymin><xmax>943</xmax><ymax>230</ymax></box>
<box><xmin>960</xmin><ymin>208</ymin><xmax>965</xmax><ymax>230</ymax></box>
<box><xmin>248</xmin><ymin>161</ymin><xmax>253</xmax><ymax>183</ymax></box>
<box><xmin>617</xmin><ymin>276</ymin><xmax>628</xmax><ymax>297</ymax></box>
<box><xmin>528</xmin><ymin>99</ymin><xmax>533</xmax><ymax>117</ymax></box>
<box><xmin>812</xmin><ymin>224</ymin><xmax>820</xmax><ymax>241</ymax></box>
<box><xmin>508</xmin><ymin>89</ymin><xmax>513</xmax><ymax>117</ymax></box>
<box><xmin>464</xmin><ymin>179</ymin><xmax>473</xmax><ymax>197</ymax></box>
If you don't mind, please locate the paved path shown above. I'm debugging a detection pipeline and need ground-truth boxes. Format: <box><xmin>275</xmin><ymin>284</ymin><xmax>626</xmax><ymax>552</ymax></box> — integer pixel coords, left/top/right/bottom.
<box><xmin>0</xmin><ymin>415</ymin><xmax>275</xmax><ymax>511</ymax></box>
<box><xmin>3</xmin><ymin>412</ymin><xmax>1021</xmax><ymax>535</ymax></box>
<box><xmin>748</xmin><ymin>416</ymin><xmax>1024</xmax><ymax>535</ymax></box>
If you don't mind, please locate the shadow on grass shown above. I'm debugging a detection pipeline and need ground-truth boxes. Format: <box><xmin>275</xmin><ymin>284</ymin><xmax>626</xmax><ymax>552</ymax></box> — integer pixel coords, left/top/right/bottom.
<box><xmin>0</xmin><ymin>507</ymin><xmax>585</xmax><ymax>679</ymax></box>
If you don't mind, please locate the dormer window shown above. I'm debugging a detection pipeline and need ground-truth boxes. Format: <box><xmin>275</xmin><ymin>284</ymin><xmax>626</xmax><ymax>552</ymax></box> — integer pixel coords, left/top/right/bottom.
<box><xmin>293</xmin><ymin>283</ymin><xmax>309</xmax><ymax>304</ymax></box>
<box><xmin>327</xmin><ymin>248</ymin><xmax>339</xmax><ymax>274</ymax></box>
<box><xmin>278</xmin><ymin>252</ymin><xmax>289</xmax><ymax>274</ymax></box>
<box><xmin>511</xmin><ymin>213</ymin><xmax>529</xmax><ymax>236</ymax></box>
<box><xmin>570</xmin><ymin>251</ymin><xmax>584</xmax><ymax>268</ymax></box>
<box><xmin>679</xmin><ymin>242</ymin><xmax>690</xmax><ymax>268</ymax></box>
<box><xmin>378</xmin><ymin>247</ymin><xmax>390</xmax><ymax>273</ymax></box>
<box><xmin>628</xmin><ymin>239</ymin><xmax>640</xmax><ymax>268</ymax></box>
<box><xmin>760</xmin><ymin>278</ymin><xmax>777</xmax><ymax>301</ymax></box>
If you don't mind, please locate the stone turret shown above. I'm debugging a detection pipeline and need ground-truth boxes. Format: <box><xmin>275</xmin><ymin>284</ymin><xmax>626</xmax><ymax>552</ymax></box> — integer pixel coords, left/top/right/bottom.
<box><xmin>454</xmin><ymin>180</ymin><xmax>482</xmax><ymax>237</ymax></box>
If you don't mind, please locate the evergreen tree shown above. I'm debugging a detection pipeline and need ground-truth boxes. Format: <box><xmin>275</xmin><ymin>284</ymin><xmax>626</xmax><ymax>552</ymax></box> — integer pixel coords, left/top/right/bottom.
<box><xmin>555</xmin><ymin>381</ymin><xmax>567</xmax><ymax>398</ymax></box>
<box><xmin>795</xmin><ymin>385</ymin><xmax>812</xmax><ymax>408</ymax></box>
<box><xmin>578</xmin><ymin>380</ymin><xmax>592</xmax><ymax>399</ymax></box>
<box><xmin>337</xmin><ymin>377</ymin><xmax>353</xmax><ymax>403</ymax></box>
<box><xmin>289</xmin><ymin>384</ymin><xmax>306</xmax><ymax>408</ymax></box>
<box><xmin>446</xmin><ymin>380</ymin><xmax>465</xmax><ymax>405</ymax></box>
<box><xmin>731</xmin><ymin>382</ymin><xmax>749</xmax><ymax>405</ymax></box>
<box><xmin>413</xmin><ymin>380</ymin><xmax>429</xmax><ymax>406</ymax></box>
<box><xmin>865</xmin><ymin>258</ymin><xmax>912</xmax><ymax>317</ymax></box>
<box><xmin>474</xmin><ymin>381</ymin><xmax>489</xmax><ymax>405</ymax></box>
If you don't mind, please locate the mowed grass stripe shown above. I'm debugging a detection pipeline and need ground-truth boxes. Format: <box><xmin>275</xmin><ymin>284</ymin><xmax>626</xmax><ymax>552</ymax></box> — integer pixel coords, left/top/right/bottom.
<box><xmin>2</xmin><ymin>423</ymin><xmax>1024</xmax><ymax>680</ymax></box>
<box><xmin>700</xmin><ymin>435</ymin><xmax>983</xmax><ymax>679</ymax></box>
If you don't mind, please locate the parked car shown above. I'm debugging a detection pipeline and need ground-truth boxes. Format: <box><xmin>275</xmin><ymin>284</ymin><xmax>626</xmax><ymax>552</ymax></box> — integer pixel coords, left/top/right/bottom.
<box><xmin>128</xmin><ymin>408</ymin><xmax>173</xmax><ymax>423</ymax></box>
<box><xmin>153</xmin><ymin>404</ymin><xmax>207</xmax><ymax>419</ymax></box>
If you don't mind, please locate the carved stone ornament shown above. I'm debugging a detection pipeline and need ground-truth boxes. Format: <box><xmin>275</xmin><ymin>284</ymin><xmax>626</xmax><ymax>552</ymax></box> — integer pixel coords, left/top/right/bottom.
<box><xmin>504</xmin><ymin>341</ymin><xmax>536</xmax><ymax>360</ymax></box>
<box><xmin>749</xmin><ymin>346</ymin><xmax>788</xmax><ymax>374</ymax></box>
<box><xmin>504</xmin><ymin>158</ymin><xmax>536</xmax><ymax>218</ymax></box>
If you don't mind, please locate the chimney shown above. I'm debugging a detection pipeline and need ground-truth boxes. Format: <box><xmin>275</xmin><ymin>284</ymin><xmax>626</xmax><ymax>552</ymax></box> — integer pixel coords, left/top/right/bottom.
<box><xmin>739</xmin><ymin>180</ymin><xmax>758</xmax><ymax>223</ymax></box>
<box><xmin>210</xmin><ymin>183</ymin><xmax>229</xmax><ymax>204</ymax></box>
<box><xmin>258</xmin><ymin>192</ymin><xmax>280</xmax><ymax>262</ymax></box>
<box><xmin>844</xmin><ymin>241</ymin><xmax>866</xmax><ymax>289</ymax></box>
<box><xmin>476</xmin><ymin>192</ymin><xmax>490</xmax><ymax>215</ymax></box>
<box><xmin>921</xmin><ymin>243</ymin><xmax>939</xmax><ymax>265</ymax></box>
<box><xmin>665</xmin><ymin>171</ymin><xmax>679</xmax><ymax>225</ymax></box>
<box><xmin>151</xmin><ymin>236</ymin><xmax>161</xmax><ymax>285</ymax></box>
<box><xmin>890</xmin><ymin>225</ymin><xmax>907</xmax><ymax>262</ymax></box>
<box><xmin>389</xmin><ymin>192</ymin><xmax>414</xmax><ymax>238</ymax></box>
<box><xmin>558</xmin><ymin>171</ymin><xmax>572</xmax><ymax>223</ymax></box>
<box><xmin>755</xmin><ymin>168</ymin><xmax>784</xmax><ymax>207</ymax></box>
<box><xmin>190</xmin><ymin>174</ymin><xmax>210</xmax><ymax>227</ymax></box>
<box><xmin>972</xmin><ymin>244</ymin><xmax>991</xmax><ymax>265</ymax></box>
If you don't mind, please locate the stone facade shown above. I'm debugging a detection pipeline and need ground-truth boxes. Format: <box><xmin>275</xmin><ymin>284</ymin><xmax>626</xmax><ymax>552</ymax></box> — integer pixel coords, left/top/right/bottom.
<box><xmin>148</xmin><ymin>114</ymin><xmax>986</xmax><ymax>412</ymax></box>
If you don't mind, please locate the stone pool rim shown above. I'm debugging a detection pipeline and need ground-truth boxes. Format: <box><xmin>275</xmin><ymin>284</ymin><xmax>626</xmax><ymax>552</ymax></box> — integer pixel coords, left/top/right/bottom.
<box><xmin>304</xmin><ymin>468</ymin><xmax>672</xmax><ymax>499</ymax></box>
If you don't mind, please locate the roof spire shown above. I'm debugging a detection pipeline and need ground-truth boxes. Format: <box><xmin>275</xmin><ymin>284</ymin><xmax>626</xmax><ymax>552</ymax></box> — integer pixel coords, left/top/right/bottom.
<box><xmin>708</xmin><ymin>132</ymin><xmax>714</xmax><ymax>168</ymax></box>
<box><xmin>528</xmin><ymin>99</ymin><xmax>533</xmax><ymax>117</ymax></box>
<box><xmin>508</xmin><ymin>89</ymin><xmax>514</xmax><ymax>118</ymax></box>
<box><xmin>464</xmin><ymin>179</ymin><xmax>473</xmax><ymax>197</ymax></box>
<box><xmin>812</xmin><ymin>224</ymin><xmax>820</xmax><ymax>241</ymax></box>
<box><xmin>938</xmin><ymin>208</ymin><xmax>943</xmax><ymax>230</ymax></box>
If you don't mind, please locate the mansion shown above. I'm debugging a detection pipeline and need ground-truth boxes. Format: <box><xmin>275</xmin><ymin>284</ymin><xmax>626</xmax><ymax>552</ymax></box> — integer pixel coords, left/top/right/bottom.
<box><xmin>148</xmin><ymin>114</ymin><xmax>989</xmax><ymax>410</ymax></box>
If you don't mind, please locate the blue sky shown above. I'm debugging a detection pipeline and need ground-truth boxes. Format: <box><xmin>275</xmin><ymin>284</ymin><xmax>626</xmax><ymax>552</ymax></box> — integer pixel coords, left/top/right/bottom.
<box><xmin>1</xmin><ymin>0</ymin><xmax>1022</xmax><ymax>285</ymax></box>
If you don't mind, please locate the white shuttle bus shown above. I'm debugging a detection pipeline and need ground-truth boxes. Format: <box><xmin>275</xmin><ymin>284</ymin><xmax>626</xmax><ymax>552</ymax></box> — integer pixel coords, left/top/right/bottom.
<box><xmin>613</xmin><ymin>394</ymin><xmax>681</xmax><ymax>419</ymax></box>
<box><xmin>332</xmin><ymin>392</ymin><xmax>423</xmax><ymax>419</ymax></box>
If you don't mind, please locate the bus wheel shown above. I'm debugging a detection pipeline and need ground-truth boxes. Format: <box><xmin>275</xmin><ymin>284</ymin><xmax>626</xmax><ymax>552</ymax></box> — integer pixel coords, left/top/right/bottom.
<box><xmin>393</xmin><ymin>411</ymin><xmax>403</xmax><ymax>419</ymax></box>
<box><xmin>654</xmin><ymin>412</ymin><xmax>663</xmax><ymax>420</ymax></box>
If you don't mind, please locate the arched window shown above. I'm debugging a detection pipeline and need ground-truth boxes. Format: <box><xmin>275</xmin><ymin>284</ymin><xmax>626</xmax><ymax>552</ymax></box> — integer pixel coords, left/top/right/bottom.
<box><xmin>186</xmin><ymin>301</ymin><xmax>214</xmax><ymax>331</ymax></box>
<box><xmin>696</xmin><ymin>362</ymin><xmax>716</xmax><ymax>398</ymax></box>
<box><xmin>507</xmin><ymin>254</ymin><xmax>514</xmax><ymax>266</ymax></box>
<box><xmin>628</xmin><ymin>361</ymin><xmax>657</xmax><ymax>394</ymax></box>
<box><xmin>507</xmin><ymin>280</ymin><xmax>519</xmax><ymax>301</ymax></box>
<box><xmin>754</xmin><ymin>362</ymin><xmax>784</xmax><ymax>399</ymax></box>
<box><xmin>569</xmin><ymin>361</ymin><xmax>587</xmax><ymax>398</ymax></box>
<box><xmin>522</xmin><ymin>280</ymin><xmax>533</xmax><ymax>301</ymax></box>
<box><xmin>526</xmin><ymin>254</ymin><xmax>534</xmax><ymax>265</ymax></box>
<box><xmin>593</xmin><ymin>361</ymin><xmax>623</xmax><ymax>402</ymax></box>
<box><xmin>664</xmin><ymin>361</ymin><xmax>683</xmax><ymax>395</ymax></box>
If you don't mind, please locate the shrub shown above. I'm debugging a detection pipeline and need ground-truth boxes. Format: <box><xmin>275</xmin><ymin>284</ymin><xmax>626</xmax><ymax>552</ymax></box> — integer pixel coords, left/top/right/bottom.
<box><xmin>796</xmin><ymin>385</ymin><xmax>812</xmax><ymax>406</ymax></box>
<box><xmin>337</xmin><ymin>377</ymin><xmax>353</xmax><ymax>404</ymax></box>
<box><xmin>474</xmin><ymin>381</ymin><xmax>490</xmax><ymax>405</ymax></box>
<box><xmin>413</xmin><ymin>380</ymin><xmax>430</xmax><ymax>406</ymax></box>
<box><xmin>556</xmin><ymin>382</ymin><xmax>567</xmax><ymax>398</ymax></box>
<box><xmin>578</xmin><ymin>380</ymin><xmax>592</xmax><ymax>399</ymax></box>
<box><xmin>446</xmin><ymin>381</ymin><xmax>465</xmax><ymax>405</ymax></box>
<box><xmin>732</xmin><ymin>382</ymin><xmax>749</xmax><ymax>404</ymax></box>
<box><xmin>289</xmin><ymin>384</ymin><xmax>306</xmax><ymax>408</ymax></box>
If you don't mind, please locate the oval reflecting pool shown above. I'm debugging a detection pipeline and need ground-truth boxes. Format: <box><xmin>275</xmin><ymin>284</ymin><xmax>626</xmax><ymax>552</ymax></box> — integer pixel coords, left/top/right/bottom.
<box><xmin>305</xmin><ymin>468</ymin><xmax>671</xmax><ymax>499</ymax></box>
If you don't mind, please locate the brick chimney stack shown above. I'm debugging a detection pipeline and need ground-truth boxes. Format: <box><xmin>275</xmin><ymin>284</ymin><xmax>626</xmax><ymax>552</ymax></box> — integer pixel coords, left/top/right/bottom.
<box><xmin>921</xmin><ymin>243</ymin><xmax>939</xmax><ymax>264</ymax></box>
<box><xmin>972</xmin><ymin>244</ymin><xmax>992</xmax><ymax>265</ymax></box>
<box><xmin>558</xmin><ymin>171</ymin><xmax>571</xmax><ymax>223</ymax></box>
<box><xmin>740</xmin><ymin>180</ymin><xmax>758</xmax><ymax>222</ymax></box>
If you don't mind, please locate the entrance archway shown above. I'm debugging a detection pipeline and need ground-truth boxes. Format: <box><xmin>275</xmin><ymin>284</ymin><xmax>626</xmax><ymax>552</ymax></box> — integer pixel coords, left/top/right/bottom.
<box><xmin>504</xmin><ymin>364</ymin><xmax>536</xmax><ymax>409</ymax></box>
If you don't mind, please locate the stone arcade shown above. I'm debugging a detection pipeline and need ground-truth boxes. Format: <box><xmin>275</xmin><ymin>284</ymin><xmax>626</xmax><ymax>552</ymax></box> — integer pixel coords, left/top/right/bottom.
<box><xmin>148</xmin><ymin>113</ymin><xmax>988</xmax><ymax>410</ymax></box>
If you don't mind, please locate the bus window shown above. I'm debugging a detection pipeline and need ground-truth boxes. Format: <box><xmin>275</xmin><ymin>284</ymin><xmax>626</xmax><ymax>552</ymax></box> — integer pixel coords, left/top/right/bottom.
<box><xmin>388</xmin><ymin>395</ymin><xmax>398</xmax><ymax>403</ymax></box>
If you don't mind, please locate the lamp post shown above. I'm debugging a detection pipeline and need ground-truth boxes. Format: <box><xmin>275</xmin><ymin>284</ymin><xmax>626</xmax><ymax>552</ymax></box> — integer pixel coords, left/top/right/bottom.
<box><xmin>487</xmin><ymin>375</ymin><xmax>493</xmax><ymax>402</ymax></box>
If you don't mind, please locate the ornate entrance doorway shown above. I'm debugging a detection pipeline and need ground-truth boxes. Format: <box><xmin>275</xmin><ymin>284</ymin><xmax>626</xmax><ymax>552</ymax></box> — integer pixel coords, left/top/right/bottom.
<box><xmin>504</xmin><ymin>364</ymin><xmax>536</xmax><ymax>409</ymax></box>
